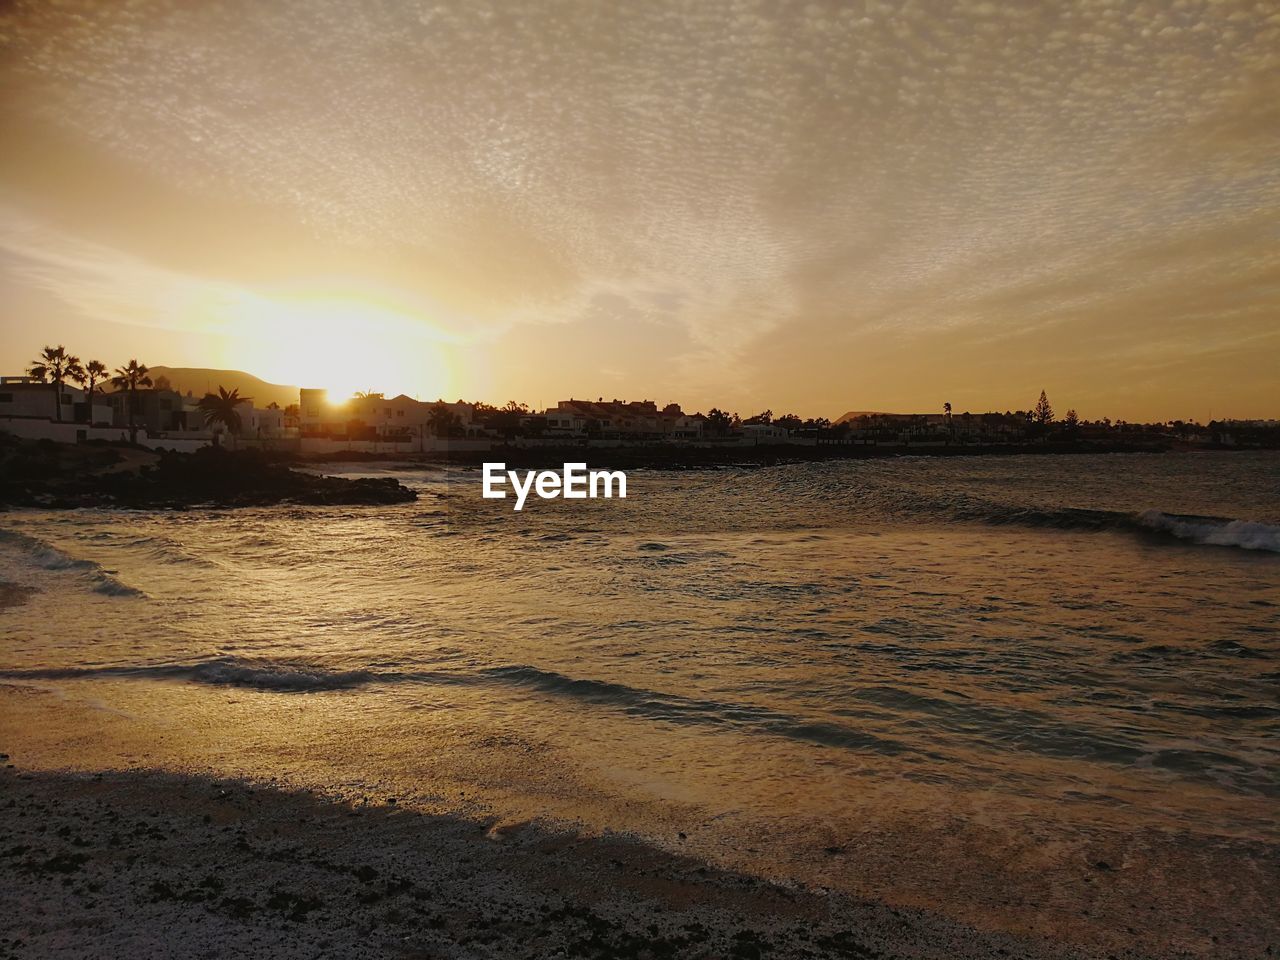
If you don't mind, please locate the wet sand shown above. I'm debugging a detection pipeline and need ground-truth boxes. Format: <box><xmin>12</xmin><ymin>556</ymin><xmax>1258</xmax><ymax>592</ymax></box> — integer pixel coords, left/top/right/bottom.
<box><xmin>2</xmin><ymin>762</ymin><xmax>1146</xmax><ymax>960</ymax></box>
<box><xmin>2</xmin><ymin>680</ymin><xmax>1275</xmax><ymax>959</ymax></box>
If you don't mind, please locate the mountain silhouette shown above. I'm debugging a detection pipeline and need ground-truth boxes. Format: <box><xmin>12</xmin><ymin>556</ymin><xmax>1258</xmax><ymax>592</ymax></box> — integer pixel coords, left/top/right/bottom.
<box><xmin>145</xmin><ymin>367</ymin><xmax>298</xmax><ymax>408</ymax></box>
<box><xmin>834</xmin><ymin>410</ymin><xmax>889</xmax><ymax>424</ymax></box>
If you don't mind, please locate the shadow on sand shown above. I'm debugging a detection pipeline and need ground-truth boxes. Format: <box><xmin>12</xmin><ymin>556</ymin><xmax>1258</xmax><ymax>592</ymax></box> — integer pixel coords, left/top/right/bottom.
<box><xmin>0</xmin><ymin>764</ymin><xmax>1089</xmax><ymax>960</ymax></box>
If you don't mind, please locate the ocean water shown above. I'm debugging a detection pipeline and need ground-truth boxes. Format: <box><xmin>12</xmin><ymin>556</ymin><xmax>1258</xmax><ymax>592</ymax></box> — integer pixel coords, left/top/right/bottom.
<box><xmin>2</xmin><ymin>451</ymin><xmax>1277</xmax><ymax>941</ymax></box>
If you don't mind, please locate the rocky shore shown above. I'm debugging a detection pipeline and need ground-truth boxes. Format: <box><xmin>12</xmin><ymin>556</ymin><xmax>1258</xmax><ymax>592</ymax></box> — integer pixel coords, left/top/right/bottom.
<box><xmin>0</xmin><ymin>764</ymin><xmax>1118</xmax><ymax>960</ymax></box>
<box><xmin>0</xmin><ymin>439</ymin><xmax>416</xmax><ymax>509</ymax></box>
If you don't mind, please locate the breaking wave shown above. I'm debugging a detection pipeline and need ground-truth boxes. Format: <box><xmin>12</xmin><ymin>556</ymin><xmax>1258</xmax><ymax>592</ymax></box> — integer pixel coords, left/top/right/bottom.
<box><xmin>0</xmin><ymin>527</ymin><xmax>149</xmax><ymax>596</ymax></box>
<box><xmin>1133</xmin><ymin>511</ymin><xmax>1280</xmax><ymax>553</ymax></box>
<box><xmin>924</xmin><ymin>501</ymin><xmax>1279</xmax><ymax>552</ymax></box>
<box><xmin>0</xmin><ymin>656</ymin><xmax>911</xmax><ymax>754</ymax></box>
<box><xmin>0</xmin><ymin>659</ymin><xmax>381</xmax><ymax>692</ymax></box>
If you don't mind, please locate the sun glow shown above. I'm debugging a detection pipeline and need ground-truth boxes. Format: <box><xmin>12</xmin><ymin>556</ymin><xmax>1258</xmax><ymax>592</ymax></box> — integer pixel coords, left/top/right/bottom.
<box><xmin>214</xmin><ymin>292</ymin><xmax>454</xmax><ymax>401</ymax></box>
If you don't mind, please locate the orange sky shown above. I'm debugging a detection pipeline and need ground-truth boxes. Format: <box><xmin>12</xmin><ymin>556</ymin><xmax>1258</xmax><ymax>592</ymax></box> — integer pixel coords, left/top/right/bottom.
<box><xmin>1</xmin><ymin>0</ymin><xmax>1277</xmax><ymax>420</ymax></box>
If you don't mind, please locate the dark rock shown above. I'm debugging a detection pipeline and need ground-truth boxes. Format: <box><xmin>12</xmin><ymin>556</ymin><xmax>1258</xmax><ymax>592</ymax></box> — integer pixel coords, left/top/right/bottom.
<box><xmin>0</xmin><ymin>442</ymin><xmax>417</xmax><ymax>510</ymax></box>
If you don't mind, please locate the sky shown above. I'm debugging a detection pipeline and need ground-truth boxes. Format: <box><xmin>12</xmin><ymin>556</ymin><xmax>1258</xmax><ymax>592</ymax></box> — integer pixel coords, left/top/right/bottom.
<box><xmin>1</xmin><ymin>0</ymin><xmax>1277</xmax><ymax>421</ymax></box>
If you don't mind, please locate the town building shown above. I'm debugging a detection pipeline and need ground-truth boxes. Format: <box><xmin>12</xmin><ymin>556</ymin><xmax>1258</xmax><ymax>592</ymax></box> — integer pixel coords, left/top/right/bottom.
<box><xmin>0</xmin><ymin>375</ymin><xmax>116</xmax><ymax>443</ymax></box>
<box><xmin>740</xmin><ymin>423</ymin><xmax>790</xmax><ymax>442</ymax></box>
<box><xmin>297</xmin><ymin>389</ymin><xmax>477</xmax><ymax>439</ymax></box>
<box><xmin>1</xmin><ymin>373</ymin><xmax>296</xmax><ymax>449</ymax></box>
<box><xmin>533</xmin><ymin>398</ymin><xmax>705</xmax><ymax>442</ymax></box>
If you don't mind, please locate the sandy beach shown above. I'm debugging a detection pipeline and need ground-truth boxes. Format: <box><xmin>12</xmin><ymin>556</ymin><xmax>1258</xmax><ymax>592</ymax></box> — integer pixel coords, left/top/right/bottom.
<box><xmin>4</xmin><ymin>679</ymin><xmax>1276</xmax><ymax>960</ymax></box>
<box><xmin>0</xmin><ymin>760</ymin><xmax>1153</xmax><ymax>960</ymax></box>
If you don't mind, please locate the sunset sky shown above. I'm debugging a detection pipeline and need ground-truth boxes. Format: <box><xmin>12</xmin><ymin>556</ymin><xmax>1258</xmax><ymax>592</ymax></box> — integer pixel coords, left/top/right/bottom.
<box><xmin>1</xmin><ymin>0</ymin><xmax>1277</xmax><ymax>420</ymax></box>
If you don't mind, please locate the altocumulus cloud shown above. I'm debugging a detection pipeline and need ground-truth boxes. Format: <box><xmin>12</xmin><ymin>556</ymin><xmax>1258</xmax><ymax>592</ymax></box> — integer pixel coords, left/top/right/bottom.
<box><xmin>0</xmin><ymin>0</ymin><xmax>1276</xmax><ymax>417</ymax></box>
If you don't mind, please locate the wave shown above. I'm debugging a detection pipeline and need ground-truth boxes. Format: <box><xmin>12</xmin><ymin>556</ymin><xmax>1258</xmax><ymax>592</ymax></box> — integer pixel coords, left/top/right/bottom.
<box><xmin>481</xmin><ymin>664</ymin><xmax>911</xmax><ymax>753</ymax></box>
<box><xmin>0</xmin><ymin>528</ymin><xmax>93</xmax><ymax>569</ymax></box>
<box><xmin>6</xmin><ymin>656</ymin><xmax>1271</xmax><ymax>793</ymax></box>
<box><xmin>1133</xmin><ymin>511</ymin><xmax>1280</xmax><ymax>553</ymax></box>
<box><xmin>90</xmin><ymin>576</ymin><xmax>148</xmax><ymax>597</ymax></box>
<box><xmin>0</xmin><ymin>527</ymin><xmax>149</xmax><ymax>595</ymax></box>
<box><xmin>0</xmin><ymin>656</ymin><xmax>911</xmax><ymax>755</ymax></box>
<box><xmin>927</xmin><ymin>500</ymin><xmax>1280</xmax><ymax>553</ymax></box>
<box><xmin>0</xmin><ymin>659</ymin><xmax>382</xmax><ymax>692</ymax></box>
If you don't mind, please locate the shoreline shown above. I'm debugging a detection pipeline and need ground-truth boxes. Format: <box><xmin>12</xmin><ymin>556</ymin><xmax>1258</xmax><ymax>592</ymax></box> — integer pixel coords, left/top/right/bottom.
<box><xmin>0</xmin><ymin>762</ymin><xmax>1143</xmax><ymax>960</ymax></box>
<box><xmin>0</xmin><ymin>440</ymin><xmax>418</xmax><ymax>511</ymax></box>
<box><xmin>1</xmin><ymin>681</ymin><xmax>1274</xmax><ymax>960</ymax></box>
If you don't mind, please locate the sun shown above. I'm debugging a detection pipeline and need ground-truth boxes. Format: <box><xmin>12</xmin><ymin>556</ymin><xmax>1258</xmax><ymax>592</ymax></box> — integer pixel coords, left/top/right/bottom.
<box><xmin>214</xmin><ymin>291</ymin><xmax>453</xmax><ymax>401</ymax></box>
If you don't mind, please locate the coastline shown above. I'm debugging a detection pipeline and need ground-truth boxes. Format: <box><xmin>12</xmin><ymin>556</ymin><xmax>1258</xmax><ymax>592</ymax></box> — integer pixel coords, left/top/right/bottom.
<box><xmin>2</xmin><ymin>681</ymin><xmax>1274</xmax><ymax>960</ymax></box>
<box><xmin>2</xmin><ymin>453</ymin><xmax>1276</xmax><ymax>958</ymax></box>
<box><xmin>0</xmin><ymin>441</ymin><xmax>417</xmax><ymax>510</ymax></box>
<box><xmin>0</xmin><ymin>763</ymin><xmax>1085</xmax><ymax>960</ymax></box>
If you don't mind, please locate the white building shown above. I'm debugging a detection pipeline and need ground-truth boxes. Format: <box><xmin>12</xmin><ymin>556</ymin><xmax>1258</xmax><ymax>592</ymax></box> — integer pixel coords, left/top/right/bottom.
<box><xmin>298</xmin><ymin>389</ymin><xmax>475</xmax><ymax>438</ymax></box>
<box><xmin>235</xmin><ymin>401</ymin><xmax>287</xmax><ymax>438</ymax></box>
<box><xmin>1</xmin><ymin>373</ymin><xmax>295</xmax><ymax>450</ymax></box>
<box><xmin>0</xmin><ymin>375</ymin><xmax>113</xmax><ymax>425</ymax></box>
<box><xmin>671</xmin><ymin>415</ymin><xmax>704</xmax><ymax>440</ymax></box>
<box><xmin>0</xmin><ymin>375</ymin><xmax>118</xmax><ymax>444</ymax></box>
<box><xmin>541</xmin><ymin>408</ymin><xmax>587</xmax><ymax>437</ymax></box>
<box><xmin>740</xmin><ymin>423</ymin><xmax>790</xmax><ymax>442</ymax></box>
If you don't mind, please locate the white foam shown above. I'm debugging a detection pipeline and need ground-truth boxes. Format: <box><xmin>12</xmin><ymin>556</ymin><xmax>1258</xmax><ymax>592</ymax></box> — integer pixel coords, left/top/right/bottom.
<box><xmin>1136</xmin><ymin>510</ymin><xmax>1280</xmax><ymax>553</ymax></box>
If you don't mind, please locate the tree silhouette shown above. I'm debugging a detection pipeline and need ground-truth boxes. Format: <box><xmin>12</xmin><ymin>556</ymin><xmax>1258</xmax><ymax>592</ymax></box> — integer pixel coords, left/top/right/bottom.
<box><xmin>28</xmin><ymin>345</ymin><xmax>84</xmax><ymax>423</ymax></box>
<box><xmin>1063</xmin><ymin>409</ymin><xmax>1080</xmax><ymax>434</ymax></box>
<box><xmin>704</xmin><ymin>408</ymin><xmax>733</xmax><ymax>437</ymax></box>
<box><xmin>1033</xmin><ymin>390</ymin><xmax>1054</xmax><ymax>426</ymax></box>
<box><xmin>427</xmin><ymin>402</ymin><xmax>460</xmax><ymax>438</ymax></box>
<box><xmin>197</xmin><ymin>387</ymin><xmax>252</xmax><ymax>446</ymax></box>
<box><xmin>111</xmin><ymin>360</ymin><xmax>153</xmax><ymax>444</ymax></box>
<box><xmin>73</xmin><ymin>360</ymin><xmax>108</xmax><ymax>421</ymax></box>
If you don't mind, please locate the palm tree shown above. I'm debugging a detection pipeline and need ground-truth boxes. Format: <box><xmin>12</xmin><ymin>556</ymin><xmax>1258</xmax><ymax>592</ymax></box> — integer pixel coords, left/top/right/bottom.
<box><xmin>197</xmin><ymin>386</ymin><xmax>252</xmax><ymax>447</ymax></box>
<box><xmin>28</xmin><ymin>345</ymin><xmax>84</xmax><ymax>423</ymax></box>
<box><xmin>111</xmin><ymin>360</ymin><xmax>153</xmax><ymax>444</ymax></box>
<box><xmin>427</xmin><ymin>402</ymin><xmax>459</xmax><ymax>438</ymax></box>
<box><xmin>72</xmin><ymin>360</ymin><xmax>108</xmax><ymax>423</ymax></box>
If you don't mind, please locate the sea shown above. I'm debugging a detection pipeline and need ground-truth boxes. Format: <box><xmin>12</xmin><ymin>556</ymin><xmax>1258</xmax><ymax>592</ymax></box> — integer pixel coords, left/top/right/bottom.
<box><xmin>2</xmin><ymin>450</ymin><xmax>1277</xmax><ymax>941</ymax></box>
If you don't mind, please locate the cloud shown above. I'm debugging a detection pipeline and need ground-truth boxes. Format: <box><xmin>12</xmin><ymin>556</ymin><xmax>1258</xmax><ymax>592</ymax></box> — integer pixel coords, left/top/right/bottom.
<box><xmin>0</xmin><ymin>0</ymin><xmax>1277</xmax><ymax>416</ymax></box>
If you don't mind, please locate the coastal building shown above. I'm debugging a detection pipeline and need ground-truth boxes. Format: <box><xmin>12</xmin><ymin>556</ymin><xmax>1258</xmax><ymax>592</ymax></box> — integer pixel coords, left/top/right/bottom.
<box><xmin>0</xmin><ymin>376</ymin><xmax>116</xmax><ymax>442</ymax></box>
<box><xmin>541</xmin><ymin>407</ymin><xmax>588</xmax><ymax>437</ymax></box>
<box><xmin>0</xmin><ymin>375</ymin><xmax>114</xmax><ymax>426</ymax></box>
<box><xmin>537</xmin><ymin>398</ymin><xmax>705</xmax><ymax>441</ymax></box>
<box><xmin>740</xmin><ymin>423</ymin><xmax>790</xmax><ymax>442</ymax></box>
<box><xmin>297</xmin><ymin>389</ymin><xmax>477</xmax><ymax>440</ymax></box>
<box><xmin>1</xmin><ymin>372</ymin><xmax>296</xmax><ymax>450</ymax></box>
<box><xmin>671</xmin><ymin>414</ymin><xmax>705</xmax><ymax>440</ymax></box>
<box><xmin>235</xmin><ymin>402</ymin><xmax>287</xmax><ymax>439</ymax></box>
<box><xmin>840</xmin><ymin>411</ymin><xmax>1027</xmax><ymax>443</ymax></box>
<box><xmin>105</xmin><ymin>387</ymin><xmax>195</xmax><ymax>434</ymax></box>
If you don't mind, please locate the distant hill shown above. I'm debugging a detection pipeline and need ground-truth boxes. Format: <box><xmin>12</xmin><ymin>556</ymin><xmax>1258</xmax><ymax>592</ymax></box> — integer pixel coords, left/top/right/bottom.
<box><xmin>144</xmin><ymin>367</ymin><xmax>299</xmax><ymax>408</ymax></box>
<box><xmin>834</xmin><ymin>410</ymin><xmax>888</xmax><ymax>424</ymax></box>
